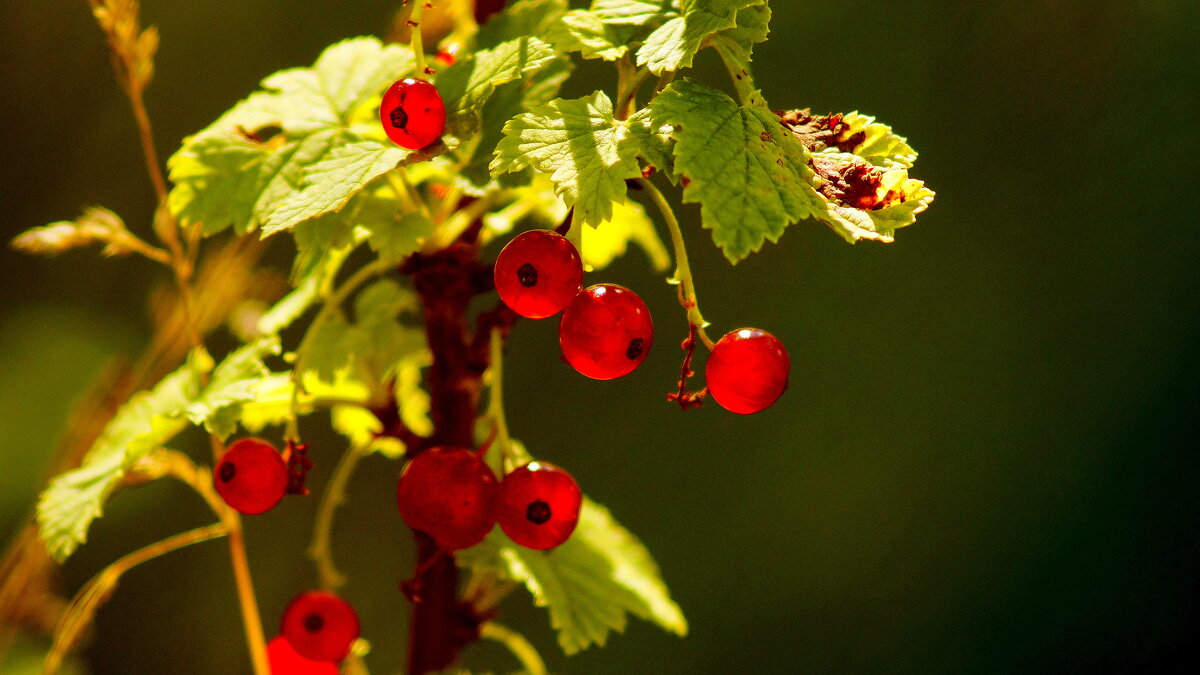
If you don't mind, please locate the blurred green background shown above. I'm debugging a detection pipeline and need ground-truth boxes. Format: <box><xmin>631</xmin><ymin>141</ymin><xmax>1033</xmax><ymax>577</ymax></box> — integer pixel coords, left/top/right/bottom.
<box><xmin>3</xmin><ymin>1</ymin><xmax>1200</xmax><ymax>673</ymax></box>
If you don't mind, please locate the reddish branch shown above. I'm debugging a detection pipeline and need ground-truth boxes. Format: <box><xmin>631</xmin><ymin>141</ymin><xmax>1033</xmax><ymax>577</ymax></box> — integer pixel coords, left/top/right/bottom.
<box><xmin>667</xmin><ymin>324</ymin><xmax>708</xmax><ymax>410</ymax></box>
<box><xmin>396</xmin><ymin>237</ymin><xmax>515</xmax><ymax>674</ymax></box>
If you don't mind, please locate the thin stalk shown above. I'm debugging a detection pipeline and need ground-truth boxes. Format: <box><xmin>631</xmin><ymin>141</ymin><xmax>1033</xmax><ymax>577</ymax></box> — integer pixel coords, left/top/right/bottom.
<box><xmin>409</xmin><ymin>0</ymin><xmax>428</xmax><ymax>75</ymax></box>
<box><xmin>308</xmin><ymin>443</ymin><xmax>369</xmax><ymax>591</ymax></box>
<box><xmin>615</xmin><ymin>57</ymin><xmax>651</xmax><ymax>121</ymax></box>
<box><xmin>636</xmin><ymin>178</ymin><xmax>716</xmax><ymax>350</ymax></box>
<box><xmin>159</xmin><ymin>450</ymin><xmax>268</xmax><ymax>675</ymax></box>
<box><xmin>480</xmin><ymin>622</ymin><xmax>546</xmax><ymax>675</ymax></box>
<box><xmin>487</xmin><ymin>328</ymin><xmax>515</xmax><ymax>473</ymax></box>
<box><xmin>41</xmin><ymin>523</ymin><xmax>228</xmax><ymax>675</ymax></box>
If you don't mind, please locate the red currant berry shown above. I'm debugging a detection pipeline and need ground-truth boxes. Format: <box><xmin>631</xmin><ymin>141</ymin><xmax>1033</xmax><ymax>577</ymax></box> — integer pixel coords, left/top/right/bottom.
<box><xmin>396</xmin><ymin>446</ymin><xmax>499</xmax><ymax>551</ymax></box>
<box><xmin>268</xmin><ymin>636</ymin><xmax>338</xmax><ymax>675</ymax></box>
<box><xmin>494</xmin><ymin>230</ymin><xmax>583</xmax><ymax>319</ymax></box>
<box><xmin>280</xmin><ymin>591</ymin><xmax>360</xmax><ymax>664</ymax></box>
<box><xmin>559</xmin><ymin>283</ymin><xmax>653</xmax><ymax>380</ymax></box>
<box><xmin>213</xmin><ymin>438</ymin><xmax>288</xmax><ymax>515</ymax></box>
<box><xmin>705</xmin><ymin>328</ymin><xmax>790</xmax><ymax>414</ymax></box>
<box><xmin>497</xmin><ymin>462</ymin><xmax>582</xmax><ymax>550</ymax></box>
<box><xmin>379</xmin><ymin>78</ymin><xmax>446</xmax><ymax>150</ymax></box>
<box><xmin>435</xmin><ymin>44</ymin><xmax>459</xmax><ymax>67</ymax></box>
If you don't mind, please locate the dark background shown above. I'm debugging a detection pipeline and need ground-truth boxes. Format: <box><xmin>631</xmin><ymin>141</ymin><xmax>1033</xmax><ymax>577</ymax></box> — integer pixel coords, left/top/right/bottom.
<box><xmin>3</xmin><ymin>1</ymin><xmax>1199</xmax><ymax>673</ymax></box>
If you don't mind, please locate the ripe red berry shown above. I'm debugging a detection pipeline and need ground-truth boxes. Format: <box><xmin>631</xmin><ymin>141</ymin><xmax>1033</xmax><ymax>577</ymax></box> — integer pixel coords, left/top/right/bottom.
<box><xmin>268</xmin><ymin>635</ymin><xmax>338</xmax><ymax>674</ymax></box>
<box><xmin>559</xmin><ymin>283</ymin><xmax>653</xmax><ymax>380</ymax></box>
<box><xmin>379</xmin><ymin>78</ymin><xmax>446</xmax><ymax>150</ymax></box>
<box><xmin>396</xmin><ymin>446</ymin><xmax>499</xmax><ymax>551</ymax></box>
<box><xmin>494</xmin><ymin>230</ymin><xmax>584</xmax><ymax>319</ymax></box>
<box><xmin>705</xmin><ymin>328</ymin><xmax>790</xmax><ymax>414</ymax></box>
<box><xmin>497</xmin><ymin>462</ymin><xmax>582</xmax><ymax>550</ymax></box>
<box><xmin>213</xmin><ymin>438</ymin><xmax>288</xmax><ymax>515</ymax></box>
<box><xmin>280</xmin><ymin>591</ymin><xmax>360</xmax><ymax>664</ymax></box>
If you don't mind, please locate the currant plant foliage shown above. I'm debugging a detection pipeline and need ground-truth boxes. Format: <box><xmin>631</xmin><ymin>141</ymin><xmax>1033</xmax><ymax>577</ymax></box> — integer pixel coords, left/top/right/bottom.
<box><xmin>20</xmin><ymin>0</ymin><xmax>933</xmax><ymax>669</ymax></box>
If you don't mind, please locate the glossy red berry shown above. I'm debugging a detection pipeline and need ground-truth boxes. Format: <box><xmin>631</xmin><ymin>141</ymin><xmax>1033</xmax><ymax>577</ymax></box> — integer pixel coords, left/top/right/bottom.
<box><xmin>379</xmin><ymin>78</ymin><xmax>446</xmax><ymax>150</ymax></box>
<box><xmin>705</xmin><ymin>328</ymin><xmax>790</xmax><ymax>414</ymax></box>
<box><xmin>213</xmin><ymin>438</ymin><xmax>288</xmax><ymax>515</ymax></box>
<box><xmin>396</xmin><ymin>446</ymin><xmax>498</xmax><ymax>551</ymax></box>
<box><xmin>280</xmin><ymin>591</ymin><xmax>360</xmax><ymax>664</ymax></box>
<box><xmin>559</xmin><ymin>283</ymin><xmax>653</xmax><ymax>380</ymax></box>
<box><xmin>497</xmin><ymin>462</ymin><xmax>582</xmax><ymax>550</ymax></box>
<box><xmin>494</xmin><ymin>230</ymin><xmax>583</xmax><ymax>319</ymax></box>
<box><xmin>268</xmin><ymin>636</ymin><xmax>338</xmax><ymax>674</ymax></box>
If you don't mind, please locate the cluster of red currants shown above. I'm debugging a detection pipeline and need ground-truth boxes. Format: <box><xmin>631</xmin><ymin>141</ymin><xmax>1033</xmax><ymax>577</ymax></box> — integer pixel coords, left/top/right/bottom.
<box><xmin>397</xmin><ymin>447</ymin><xmax>582</xmax><ymax>552</ymax></box>
<box><xmin>267</xmin><ymin>591</ymin><xmax>361</xmax><ymax>674</ymax></box>
<box><xmin>495</xmin><ymin>229</ymin><xmax>655</xmax><ymax>380</ymax></box>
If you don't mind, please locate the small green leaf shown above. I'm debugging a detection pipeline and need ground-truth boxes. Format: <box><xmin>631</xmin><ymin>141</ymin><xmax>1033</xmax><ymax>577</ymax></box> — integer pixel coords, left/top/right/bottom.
<box><xmin>491</xmin><ymin>91</ymin><xmax>643</xmax><ymax>227</ymax></box>
<box><xmin>185</xmin><ymin>338</ymin><xmax>283</xmax><ymax>438</ymax></box>
<box><xmin>582</xmin><ymin>199</ymin><xmax>671</xmax><ymax>272</ymax></box>
<box><xmin>364</xmin><ymin>211</ymin><xmax>435</xmax><ymax>264</ymax></box>
<box><xmin>437</xmin><ymin>37</ymin><xmax>560</xmax><ymax>142</ymax></box>
<box><xmin>168</xmin><ymin>37</ymin><xmax>412</xmax><ymax>236</ymax></box>
<box><xmin>651</xmin><ymin>79</ymin><xmax>819</xmax><ymax>262</ymax></box>
<box><xmin>37</xmin><ymin>349</ymin><xmax>213</xmax><ymax>562</ymax></box>
<box><xmin>636</xmin><ymin>0</ymin><xmax>760</xmax><ymax>75</ymax></box>
<box><xmin>591</xmin><ymin>0</ymin><xmax>679</xmax><ymax>26</ymax></box>
<box><xmin>624</xmin><ymin>106</ymin><xmax>675</xmax><ymax>179</ymax></box>
<box><xmin>476</xmin><ymin>0</ymin><xmax>570</xmax><ymax>50</ymax></box>
<box><xmin>261</xmin><ymin>142</ymin><xmax>408</xmax><ymax>237</ymax></box>
<box><xmin>459</xmin><ymin>497</ymin><xmax>687</xmax><ymax>654</ymax></box>
<box><xmin>547</xmin><ymin>11</ymin><xmax>639</xmax><ymax>61</ymax></box>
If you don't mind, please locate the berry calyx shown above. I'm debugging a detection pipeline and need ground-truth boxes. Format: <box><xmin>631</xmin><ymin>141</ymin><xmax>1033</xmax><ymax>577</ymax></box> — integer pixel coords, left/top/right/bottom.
<box><xmin>213</xmin><ymin>438</ymin><xmax>288</xmax><ymax>515</ymax></box>
<box><xmin>494</xmin><ymin>230</ymin><xmax>584</xmax><ymax>319</ymax></box>
<box><xmin>280</xmin><ymin>591</ymin><xmax>360</xmax><ymax>664</ymax></box>
<box><xmin>705</xmin><ymin>328</ymin><xmax>790</xmax><ymax>414</ymax></box>
<box><xmin>497</xmin><ymin>462</ymin><xmax>582</xmax><ymax>551</ymax></box>
<box><xmin>268</xmin><ymin>636</ymin><xmax>338</xmax><ymax>674</ymax></box>
<box><xmin>379</xmin><ymin>78</ymin><xmax>446</xmax><ymax>150</ymax></box>
<box><xmin>396</xmin><ymin>446</ymin><xmax>499</xmax><ymax>551</ymax></box>
<box><xmin>559</xmin><ymin>283</ymin><xmax>653</xmax><ymax>380</ymax></box>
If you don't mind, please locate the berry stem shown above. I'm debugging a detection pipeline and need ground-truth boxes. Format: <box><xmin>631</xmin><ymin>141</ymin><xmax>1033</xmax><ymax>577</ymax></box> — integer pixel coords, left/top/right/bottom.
<box><xmin>636</xmin><ymin>177</ymin><xmax>716</xmax><ymax>350</ymax></box>
<box><xmin>480</xmin><ymin>622</ymin><xmax>547</xmax><ymax>675</ymax></box>
<box><xmin>308</xmin><ymin>442</ymin><xmax>368</xmax><ymax>591</ymax></box>
<box><xmin>486</xmin><ymin>328</ymin><xmax>515</xmax><ymax>474</ymax></box>
<box><xmin>41</xmin><ymin>523</ymin><xmax>229</xmax><ymax>675</ymax></box>
<box><xmin>155</xmin><ymin>449</ymin><xmax>269</xmax><ymax>674</ymax></box>
<box><xmin>614</xmin><ymin>56</ymin><xmax>650</xmax><ymax>121</ymax></box>
<box><xmin>408</xmin><ymin>1</ymin><xmax>429</xmax><ymax>75</ymax></box>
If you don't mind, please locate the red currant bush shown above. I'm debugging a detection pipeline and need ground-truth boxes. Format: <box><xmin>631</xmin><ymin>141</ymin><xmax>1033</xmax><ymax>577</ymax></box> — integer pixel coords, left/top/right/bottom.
<box><xmin>280</xmin><ymin>591</ymin><xmax>361</xmax><ymax>664</ymax></box>
<box><xmin>706</xmin><ymin>328</ymin><xmax>790</xmax><ymax>414</ymax></box>
<box><xmin>267</xmin><ymin>635</ymin><xmax>338</xmax><ymax>675</ymax></box>
<box><xmin>379</xmin><ymin>78</ymin><xmax>446</xmax><ymax>150</ymax></box>
<box><xmin>497</xmin><ymin>462</ymin><xmax>582</xmax><ymax>551</ymax></box>
<box><xmin>494</xmin><ymin>230</ymin><xmax>584</xmax><ymax>319</ymax></box>
<box><xmin>213</xmin><ymin>438</ymin><xmax>288</xmax><ymax>515</ymax></box>
<box><xmin>559</xmin><ymin>283</ymin><xmax>654</xmax><ymax>380</ymax></box>
<box><xmin>395</xmin><ymin>446</ymin><xmax>499</xmax><ymax>551</ymax></box>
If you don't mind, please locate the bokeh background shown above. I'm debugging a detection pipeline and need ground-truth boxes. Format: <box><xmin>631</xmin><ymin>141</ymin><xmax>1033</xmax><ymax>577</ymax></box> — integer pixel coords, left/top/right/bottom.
<box><xmin>3</xmin><ymin>1</ymin><xmax>1200</xmax><ymax>673</ymax></box>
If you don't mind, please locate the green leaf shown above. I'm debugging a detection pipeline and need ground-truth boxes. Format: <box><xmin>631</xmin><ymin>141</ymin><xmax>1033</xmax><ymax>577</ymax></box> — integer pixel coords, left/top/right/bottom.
<box><xmin>260</xmin><ymin>141</ymin><xmax>408</xmax><ymax>237</ymax></box>
<box><xmin>364</xmin><ymin>211</ymin><xmax>435</xmax><ymax>264</ymax></box>
<box><xmin>460</xmin><ymin>60</ymin><xmax>573</xmax><ymax>187</ymax></box>
<box><xmin>37</xmin><ymin>349</ymin><xmax>213</xmax><ymax>562</ymax></box>
<box><xmin>437</xmin><ymin>37</ymin><xmax>560</xmax><ymax>143</ymax></box>
<box><xmin>168</xmin><ymin>37</ymin><xmax>412</xmax><ymax>236</ymax></box>
<box><xmin>491</xmin><ymin>91</ymin><xmax>643</xmax><ymax>227</ymax></box>
<box><xmin>624</xmin><ymin>106</ymin><xmax>675</xmax><ymax>179</ymax></box>
<box><xmin>459</xmin><ymin>497</ymin><xmax>687</xmax><ymax>654</ymax></box>
<box><xmin>582</xmin><ymin>199</ymin><xmax>671</xmax><ymax>272</ymax></box>
<box><xmin>650</xmin><ymin>79</ymin><xmax>819</xmax><ymax>262</ymax></box>
<box><xmin>303</xmin><ymin>279</ymin><xmax>424</xmax><ymax>389</ymax></box>
<box><xmin>475</xmin><ymin>0</ymin><xmax>569</xmax><ymax>50</ymax></box>
<box><xmin>591</xmin><ymin>0</ymin><xmax>679</xmax><ymax>26</ymax></box>
<box><xmin>710</xmin><ymin>1</ymin><xmax>770</xmax><ymax>63</ymax></box>
<box><xmin>547</xmin><ymin>11</ymin><xmax>639</xmax><ymax>61</ymax></box>
<box><xmin>185</xmin><ymin>338</ymin><xmax>282</xmax><ymax>438</ymax></box>
<box><xmin>636</xmin><ymin>0</ymin><xmax>760</xmax><ymax>75</ymax></box>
